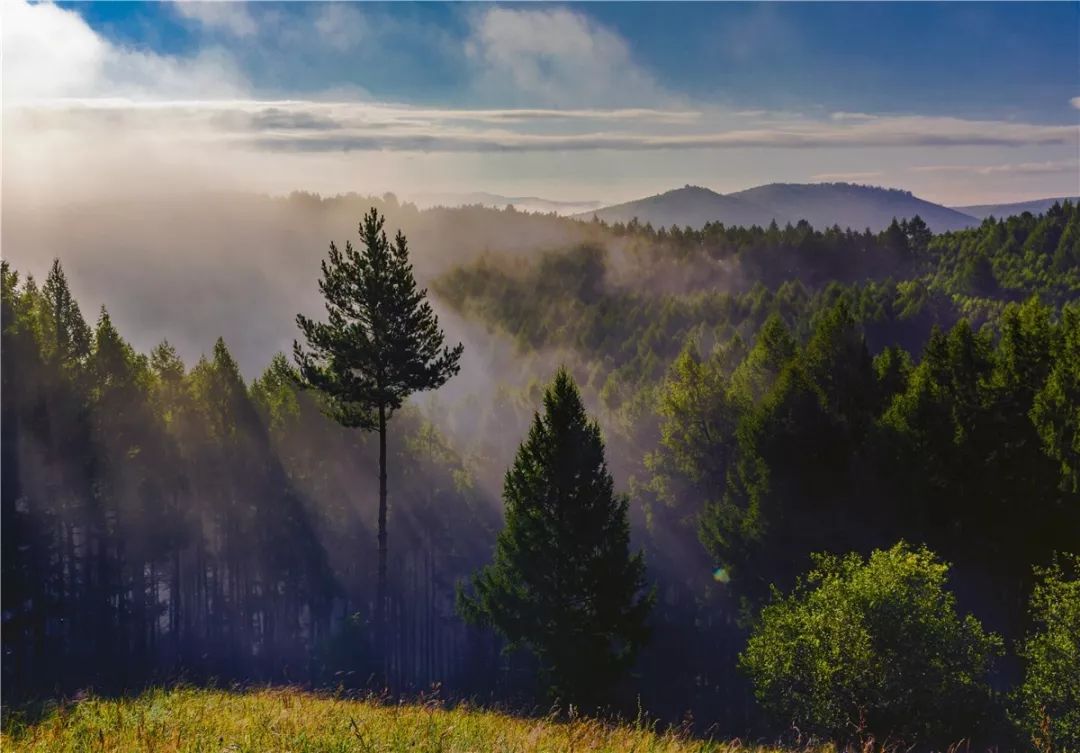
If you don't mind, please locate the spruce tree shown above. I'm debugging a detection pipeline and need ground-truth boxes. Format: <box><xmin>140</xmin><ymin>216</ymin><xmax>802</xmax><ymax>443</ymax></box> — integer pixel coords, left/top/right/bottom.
<box><xmin>294</xmin><ymin>208</ymin><xmax>463</xmax><ymax>670</ymax></box>
<box><xmin>458</xmin><ymin>368</ymin><xmax>653</xmax><ymax>707</ymax></box>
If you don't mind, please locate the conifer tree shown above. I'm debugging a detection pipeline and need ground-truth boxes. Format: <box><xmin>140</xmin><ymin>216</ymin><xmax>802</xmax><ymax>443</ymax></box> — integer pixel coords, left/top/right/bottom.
<box><xmin>41</xmin><ymin>259</ymin><xmax>92</xmax><ymax>369</ymax></box>
<box><xmin>458</xmin><ymin>368</ymin><xmax>653</xmax><ymax>707</ymax></box>
<box><xmin>294</xmin><ymin>208</ymin><xmax>463</xmax><ymax>668</ymax></box>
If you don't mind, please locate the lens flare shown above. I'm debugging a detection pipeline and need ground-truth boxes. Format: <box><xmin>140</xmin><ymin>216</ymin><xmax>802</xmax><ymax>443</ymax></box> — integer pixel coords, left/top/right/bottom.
<box><xmin>712</xmin><ymin>567</ymin><xmax>730</xmax><ymax>584</ymax></box>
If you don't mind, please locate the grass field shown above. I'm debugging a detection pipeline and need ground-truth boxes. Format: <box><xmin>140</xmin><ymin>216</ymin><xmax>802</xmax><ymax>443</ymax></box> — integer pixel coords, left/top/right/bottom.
<box><xmin>1</xmin><ymin>687</ymin><xmax>807</xmax><ymax>753</ymax></box>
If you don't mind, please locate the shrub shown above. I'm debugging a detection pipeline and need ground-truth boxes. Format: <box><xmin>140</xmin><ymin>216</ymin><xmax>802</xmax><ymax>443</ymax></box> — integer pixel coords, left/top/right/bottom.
<box><xmin>739</xmin><ymin>542</ymin><xmax>1002</xmax><ymax>746</ymax></box>
<box><xmin>1015</xmin><ymin>553</ymin><xmax>1080</xmax><ymax>753</ymax></box>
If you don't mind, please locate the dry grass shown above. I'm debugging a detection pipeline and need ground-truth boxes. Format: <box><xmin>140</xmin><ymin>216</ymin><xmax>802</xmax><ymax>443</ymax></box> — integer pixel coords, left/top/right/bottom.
<box><xmin>0</xmin><ymin>686</ymin><xmax>811</xmax><ymax>753</ymax></box>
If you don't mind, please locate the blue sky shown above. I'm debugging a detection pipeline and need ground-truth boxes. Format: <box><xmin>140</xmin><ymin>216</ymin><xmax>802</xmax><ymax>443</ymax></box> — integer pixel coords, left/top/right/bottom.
<box><xmin>6</xmin><ymin>1</ymin><xmax>1079</xmax><ymax>206</ymax></box>
<box><xmin>69</xmin><ymin>2</ymin><xmax>1079</xmax><ymax>122</ymax></box>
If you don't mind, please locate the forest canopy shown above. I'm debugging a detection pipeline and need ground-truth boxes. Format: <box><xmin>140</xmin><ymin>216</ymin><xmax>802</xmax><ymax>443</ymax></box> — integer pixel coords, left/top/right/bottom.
<box><xmin>3</xmin><ymin>201</ymin><xmax>1078</xmax><ymax>748</ymax></box>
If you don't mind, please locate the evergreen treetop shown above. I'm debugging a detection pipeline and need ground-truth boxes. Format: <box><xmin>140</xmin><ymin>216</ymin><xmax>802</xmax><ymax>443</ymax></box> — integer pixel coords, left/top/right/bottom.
<box><xmin>459</xmin><ymin>368</ymin><xmax>653</xmax><ymax>707</ymax></box>
<box><xmin>294</xmin><ymin>207</ymin><xmax>463</xmax><ymax>428</ymax></box>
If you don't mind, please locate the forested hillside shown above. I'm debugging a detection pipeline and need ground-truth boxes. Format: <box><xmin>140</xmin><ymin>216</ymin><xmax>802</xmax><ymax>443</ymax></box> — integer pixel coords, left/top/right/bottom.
<box><xmin>579</xmin><ymin>182</ymin><xmax>980</xmax><ymax>233</ymax></box>
<box><xmin>3</xmin><ymin>201</ymin><xmax>1078</xmax><ymax>748</ymax></box>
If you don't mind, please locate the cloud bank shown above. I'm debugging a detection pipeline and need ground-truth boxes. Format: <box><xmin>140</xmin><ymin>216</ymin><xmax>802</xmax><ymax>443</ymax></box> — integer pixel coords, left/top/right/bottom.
<box><xmin>4</xmin><ymin>0</ymin><xmax>1078</xmax><ymax>207</ymax></box>
<box><xmin>910</xmin><ymin>159</ymin><xmax>1079</xmax><ymax>177</ymax></box>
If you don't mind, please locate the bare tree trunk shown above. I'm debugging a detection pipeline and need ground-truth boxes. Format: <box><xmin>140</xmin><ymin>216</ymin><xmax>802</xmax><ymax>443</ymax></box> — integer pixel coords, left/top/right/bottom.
<box><xmin>172</xmin><ymin>543</ymin><xmax>181</xmax><ymax>660</ymax></box>
<box><xmin>376</xmin><ymin>403</ymin><xmax>388</xmax><ymax>683</ymax></box>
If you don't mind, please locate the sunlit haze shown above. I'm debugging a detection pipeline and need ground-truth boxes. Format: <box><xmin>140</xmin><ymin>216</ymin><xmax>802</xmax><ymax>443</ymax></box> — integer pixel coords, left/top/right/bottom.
<box><xmin>4</xmin><ymin>0</ymin><xmax>1078</xmax><ymax>209</ymax></box>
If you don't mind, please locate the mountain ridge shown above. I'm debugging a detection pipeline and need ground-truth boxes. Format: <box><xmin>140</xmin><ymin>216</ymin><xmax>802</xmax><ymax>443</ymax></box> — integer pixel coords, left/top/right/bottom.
<box><xmin>952</xmin><ymin>196</ymin><xmax>1079</xmax><ymax>220</ymax></box>
<box><xmin>577</xmin><ymin>182</ymin><xmax>980</xmax><ymax>233</ymax></box>
<box><xmin>574</xmin><ymin>185</ymin><xmax>784</xmax><ymax>229</ymax></box>
<box><xmin>412</xmin><ymin>191</ymin><xmax>602</xmax><ymax>216</ymax></box>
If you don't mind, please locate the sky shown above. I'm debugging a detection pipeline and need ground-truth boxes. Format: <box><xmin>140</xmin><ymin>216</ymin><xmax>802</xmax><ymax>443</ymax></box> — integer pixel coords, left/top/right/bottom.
<box><xmin>4</xmin><ymin>1</ymin><xmax>1079</xmax><ymax>207</ymax></box>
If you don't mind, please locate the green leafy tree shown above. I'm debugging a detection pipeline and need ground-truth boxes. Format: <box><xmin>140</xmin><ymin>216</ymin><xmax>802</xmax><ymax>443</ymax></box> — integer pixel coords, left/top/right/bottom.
<box><xmin>881</xmin><ymin>218</ymin><xmax>911</xmax><ymax>260</ymax></box>
<box><xmin>740</xmin><ymin>542</ymin><xmax>1002</xmax><ymax>746</ymax></box>
<box><xmin>880</xmin><ymin>322</ymin><xmax>995</xmax><ymax>553</ymax></box>
<box><xmin>729</xmin><ymin>313</ymin><xmax>796</xmax><ymax>405</ymax></box>
<box><xmin>251</xmin><ymin>353</ymin><xmax>302</xmax><ymax>431</ymax></box>
<box><xmin>903</xmin><ymin>215</ymin><xmax>933</xmax><ymax>259</ymax></box>
<box><xmin>703</xmin><ymin>302</ymin><xmax>875</xmax><ymax>605</ymax></box>
<box><xmin>40</xmin><ymin>259</ymin><xmax>92</xmax><ymax>369</ymax></box>
<box><xmin>647</xmin><ymin>343</ymin><xmax>739</xmax><ymax>527</ymax></box>
<box><xmin>458</xmin><ymin>368</ymin><xmax>654</xmax><ymax>707</ymax></box>
<box><xmin>1033</xmin><ymin>304</ymin><xmax>1080</xmax><ymax>493</ymax></box>
<box><xmin>872</xmin><ymin>344</ymin><xmax>912</xmax><ymax>410</ymax></box>
<box><xmin>294</xmin><ymin>208</ymin><xmax>463</xmax><ymax>663</ymax></box>
<box><xmin>1015</xmin><ymin>553</ymin><xmax>1080</xmax><ymax>753</ymax></box>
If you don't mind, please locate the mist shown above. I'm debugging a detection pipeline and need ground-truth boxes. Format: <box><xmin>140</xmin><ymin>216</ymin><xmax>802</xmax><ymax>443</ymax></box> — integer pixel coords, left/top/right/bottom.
<box><xmin>5</xmin><ymin>2</ymin><xmax>1078</xmax><ymax>746</ymax></box>
<box><xmin>2</xmin><ymin>191</ymin><xmax>605</xmax><ymax>376</ymax></box>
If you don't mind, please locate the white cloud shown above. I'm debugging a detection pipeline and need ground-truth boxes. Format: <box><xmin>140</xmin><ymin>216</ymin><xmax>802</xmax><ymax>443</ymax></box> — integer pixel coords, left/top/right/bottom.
<box><xmin>811</xmin><ymin>171</ymin><xmax>884</xmax><ymax>182</ymax></box>
<box><xmin>3</xmin><ymin>0</ymin><xmax>109</xmax><ymax>100</ymax></box>
<box><xmin>830</xmin><ymin>112</ymin><xmax>878</xmax><ymax>122</ymax></box>
<box><xmin>8</xmin><ymin>95</ymin><xmax>1074</xmax><ymax>213</ymax></box>
<box><xmin>910</xmin><ymin>159</ymin><xmax>1079</xmax><ymax>177</ymax></box>
<box><xmin>1072</xmin><ymin>96</ymin><xmax>1080</xmax><ymax>110</ymax></box>
<box><xmin>312</xmin><ymin>4</ymin><xmax>367</xmax><ymax>52</ymax></box>
<box><xmin>172</xmin><ymin>1</ymin><xmax>258</xmax><ymax>38</ymax></box>
<box><xmin>465</xmin><ymin>7</ymin><xmax>673</xmax><ymax>108</ymax></box>
<box><xmin>3</xmin><ymin>0</ymin><xmax>247</xmax><ymax>102</ymax></box>
<box><xmin>15</xmin><ymin>99</ymin><xmax>1074</xmax><ymax>154</ymax></box>
<box><xmin>243</xmin><ymin>116</ymin><xmax>1076</xmax><ymax>152</ymax></box>
<box><xmin>3</xmin><ymin>1</ymin><xmax>1076</xmax><ymax>209</ymax></box>
<box><xmin>718</xmin><ymin>4</ymin><xmax>798</xmax><ymax>64</ymax></box>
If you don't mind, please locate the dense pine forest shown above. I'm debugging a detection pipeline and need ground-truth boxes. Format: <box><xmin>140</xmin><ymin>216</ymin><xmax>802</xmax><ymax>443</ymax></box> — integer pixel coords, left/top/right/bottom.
<box><xmin>3</xmin><ymin>201</ymin><xmax>1079</xmax><ymax>749</ymax></box>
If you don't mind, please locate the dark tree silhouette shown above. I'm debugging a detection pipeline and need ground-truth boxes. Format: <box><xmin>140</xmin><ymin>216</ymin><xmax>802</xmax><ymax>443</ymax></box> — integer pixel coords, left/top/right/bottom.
<box><xmin>294</xmin><ymin>208</ymin><xmax>463</xmax><ymax>671</ymax></box>
<box><xmin>459</xmin><ymin>368</ymin><xmax>654</xmax><ymax>707</ymax></box>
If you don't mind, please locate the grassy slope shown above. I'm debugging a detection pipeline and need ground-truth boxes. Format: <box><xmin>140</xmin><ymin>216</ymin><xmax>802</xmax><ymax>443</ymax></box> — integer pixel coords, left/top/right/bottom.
<box><xmin>1</xmin><ymin>687</ymin><xmax>792</xmax><ymax>753</ymax></box>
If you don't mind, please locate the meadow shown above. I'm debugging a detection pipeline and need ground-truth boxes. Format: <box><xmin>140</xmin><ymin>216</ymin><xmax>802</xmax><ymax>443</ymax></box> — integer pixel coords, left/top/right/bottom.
<box><xmin>1</xmin><ymin>687</ymin><xmax>834</xmax><ymax>753</ymax></box>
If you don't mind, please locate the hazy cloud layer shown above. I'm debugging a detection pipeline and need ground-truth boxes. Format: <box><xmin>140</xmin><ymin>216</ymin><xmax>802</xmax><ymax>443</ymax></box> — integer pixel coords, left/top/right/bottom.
<box><xmin>3</xmin><ymin>0</ymin><xmax>1077</xmax><ymax>380</ymax></box>
<box><xmin>910</xmin><ymin>159</ymin><xmax>1079</xmax><ymax>177</ymax></box>
<box><xmin>811</xmin><ymin>171</ymin><xmax>885</xmax><ymax>182</ymax></box>
<box><xmin>14</xmin><ymin>98</ymin><xmax>1075</xmax><ymax>152</ymax></box>
<box><xmin>4</xmin><ymin>0</ymin><xmax>1078</xmax><ymax>208</ymax></box>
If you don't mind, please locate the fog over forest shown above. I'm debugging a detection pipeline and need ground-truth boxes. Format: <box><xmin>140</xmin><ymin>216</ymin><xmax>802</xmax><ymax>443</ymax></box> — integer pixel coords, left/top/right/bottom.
<box><xmin>4</xmin><ymin>2</ymin><xmax>1079</xmax><ymax>751</ymax></box>
<box><xmin>3</xmin><ymin>193</ymin><xmax>600</xmax><ymax>374</ymax></box>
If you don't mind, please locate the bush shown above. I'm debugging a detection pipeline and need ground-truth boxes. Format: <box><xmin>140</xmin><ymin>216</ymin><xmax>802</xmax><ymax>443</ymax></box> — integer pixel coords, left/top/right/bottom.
<box><xmin>1015</xmin><ymin>553</ymin><xmax>1080</xmax><ymax>753</ymax></box>
<box><xmin>739</xmin><ymin>542</ymin><xmax>1002</xmax><ymax>746</ymax></box>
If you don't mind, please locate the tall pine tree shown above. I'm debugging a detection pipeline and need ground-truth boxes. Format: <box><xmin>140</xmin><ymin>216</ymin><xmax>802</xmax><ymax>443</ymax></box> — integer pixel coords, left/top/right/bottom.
<box><xmin>458</xmin><ymin>368</ymin><xmax>653</xmax><ymax>707</ymax></box>
<box><xmin>294</xmin><ymin>208</ymin><xmax>463</xmax><ymax>672</ymax></box>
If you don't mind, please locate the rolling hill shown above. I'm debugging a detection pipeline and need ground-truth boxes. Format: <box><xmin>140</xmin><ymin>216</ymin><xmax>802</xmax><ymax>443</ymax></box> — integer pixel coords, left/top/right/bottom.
<box><xmin>576</xmin><ymin>185</ymin><xmax>786</xmax><ymax>230</ymax></box>
<box><xmin>412</xmin><ymin>191</ymin><xmax>602</xmax><ymax>216</ymax></box>
<box><xmin>730</xmin><ymin>183</ymin><xmax>978</xmax><ymax>233</ymax></box>
<box><xmin>579</xmin><ymin>182</ymin><xmax>980</xmax><ymax>233</ymax></box>
<box><xmin>952</xmin><ymin>196</ymin><xmax>1080</xmax><ymax>220</ymax></box>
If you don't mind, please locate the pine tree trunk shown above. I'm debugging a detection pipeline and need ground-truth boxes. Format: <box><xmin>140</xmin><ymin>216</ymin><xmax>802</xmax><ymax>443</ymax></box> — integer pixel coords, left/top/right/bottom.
<box><xmin>172</xmin><ymin>541</ymin><xmax>181</xmax><ymax>661</ymax></box>
<box><xmin>376</xmin><ymin>403</ymin><xmax>388</xmax><ymax>683</ymax></box>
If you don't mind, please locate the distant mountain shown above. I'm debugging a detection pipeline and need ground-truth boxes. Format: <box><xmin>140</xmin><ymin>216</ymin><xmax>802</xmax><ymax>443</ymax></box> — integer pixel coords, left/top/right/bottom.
<box><xmin>576</xmin><ymin>185</ymin><xmax>783</xmax><ymax>230</ymax></box>
<box><xmin>951</xmin><ymin>196</ymin><xmax>1079</xmax><ymax>220</ymax></box>
<box><xmin>412</xmin><ymin>191</ymin><xmax>601</xmax><ymax>216</ymax></box>
<box><xmin>579</xmin><ymin>182</ymin><xmax>980</xmax><ymax>233</ymax></box>
<box><xmin>730</xmin><ymin>183</ymin><xmax>978</xmax><ymax>233</ymax></box>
